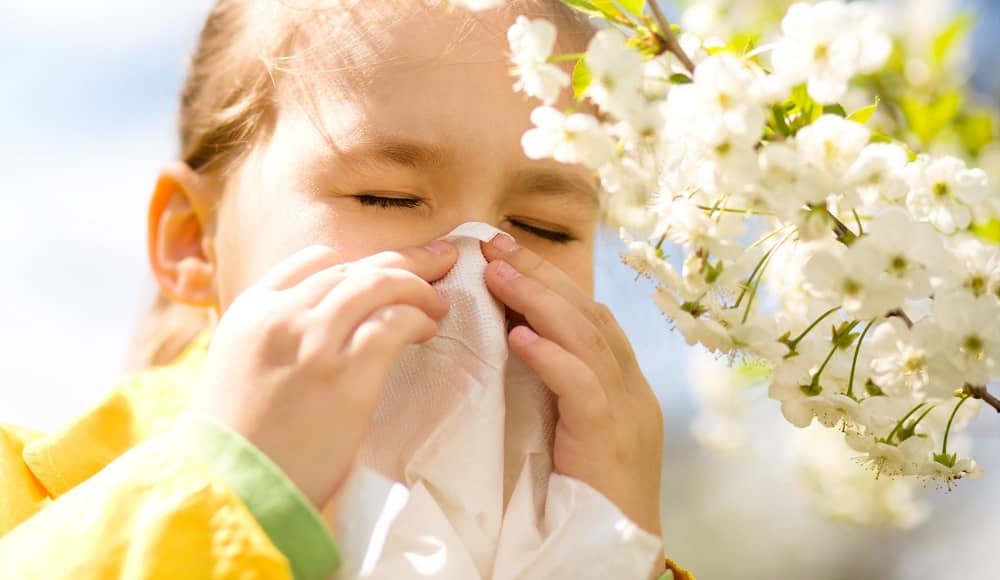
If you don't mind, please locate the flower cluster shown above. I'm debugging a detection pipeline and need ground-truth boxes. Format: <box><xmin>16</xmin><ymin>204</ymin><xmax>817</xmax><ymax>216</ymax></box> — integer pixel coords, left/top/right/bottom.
<box><xmin>487</xmin><ymin>0</ymin><xmax>1000</xmax><ymax>491</ymax></box>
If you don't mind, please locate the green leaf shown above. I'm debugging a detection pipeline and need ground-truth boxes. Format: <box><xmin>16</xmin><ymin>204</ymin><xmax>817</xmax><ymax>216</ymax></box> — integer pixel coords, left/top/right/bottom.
<box><xmin>931</xmin><ymin>12</ymin><xmax>975</xmax><ymax>71</ymax></box>
<box><xmin>669</xmin><ymin>73</ymin><xmax>693</xmax><ymax>84</ymax></box>
<box><xmin>972</xmin><ymin>219</ymin><xmax>1000</xmax><ymax>245</ymax></box>
<box><xmin>956</xmin><ymin>110</ymin><xmax>997</xmax><ymax>156</ymax></box>
<box><xmin>616</xmin><ymin>0</ymin><xmax>645</xmax><ymax>18</ymax></box>
<box><xmin>784</xmin><ymin>84</ymin><xmax>822</xmax><ymax>134</ymax></box>
<box><xmin>847</xmin><ymin>97</ymin><xmax>880</xmax><ymax>124</ymax></box>
<box><xmin>561</xmin><ymin>0</ymin><xmax>632</xmax><ymax>25</ymax></box>
<box><xmin>770</xmin><ymin>104</ymin><xmax>792</xmax><ymax>137</ymax></box>
<box><xmin>901</xmin><ymin>91</ymin><xmax>963</xmax><ymax>145</ymax></box>
<box><xmin>704</xmin><ymin>33</ymin><xmax>761</xmax><ymax>57</ymax></box>
<box><xmin>822</xmin><ymin>104</ymin><xmax>847</xmax><ymax>118</ymax></box>
<box><xmin>572</xmin><ymin>57</ymin><xmax>592</xmax><ymax>100</ymax></box>
<box><xmin>560</xmin><ymin>0</ymin><xmax>608</xmax><ymax>20</ymax></box>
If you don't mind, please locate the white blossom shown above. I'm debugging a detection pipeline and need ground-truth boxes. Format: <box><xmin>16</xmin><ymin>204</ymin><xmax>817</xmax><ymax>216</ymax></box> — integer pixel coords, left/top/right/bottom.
<box><xmin>933</xmin><ymin>292</ymin><xmax>1000</xmax><ymax>385</ymax></box>
<box><xmin>771</xmin><ymin>1</ymin><xmax>891</xmax><ymax>102</ymax></box>
<box><xmin>665</xmin><ymin>54</ymin><xmax>766</xmax><ymax>148</ymax></box>
<box><xmin>506</xmin><ymin>16</ymin><xmax>569</xmax><ymax>105</ymax></box>
<box><xmin>904</xmin><ymin>155</ymin><xmax>991</xmax><ymax>234</ymax></box>
<box><xmin>447</xmin><ymin>0</ymin><xmax>504</xmax><ymax>11</ymax></box>
<box><xmin>868</xmin><ymin>318</ymin><xmax>959</xmax><ymax>399</ymax></box>
<box><xmin>520</xmin><ymin>106</ymin><xmax>615</xmax><ymax>169</ymax></box>
<box><xmin>507</xmin><ymin>0</ymin><xmax>1000</xmax><ymax>504</ymax></box>
<box><xmin>803</xmin><ymin>242</ymin><xmax>904</xmax><ymax>318</ymax></box>
<box><xmin>795</xmin><ymin>115</ymin><xmax>871</xmax><ymax>195</ymax></box>
<box><xmin>583</xmin><ymin>28</ymin><xmax>645</xmax><ymax>119</ymax></box>
<box><xmin>846</xmin><ymin>143</ymin><xmax>910</xmax><ymax>206</ymax></box>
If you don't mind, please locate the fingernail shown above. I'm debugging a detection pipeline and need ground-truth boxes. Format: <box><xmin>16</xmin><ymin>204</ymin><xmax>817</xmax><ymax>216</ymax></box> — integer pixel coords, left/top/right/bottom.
<box><xmin>425</xmin><ymin>240</ymin><xmax>451</xmax><ymax>255</ymax></box>
<box><xmin>490</xmin><ymin>233</ymin><xmax>517</xmax><ymax>252</ymax></box>
<box><xmin>514</xmin><ymin>325</ymin><xmax>539</xmax><ymax>344</ymax></box>
<box><xmin>495</xmin><ymin>260</ymin><xmax>520</xmax><ymax>280</ymax></box>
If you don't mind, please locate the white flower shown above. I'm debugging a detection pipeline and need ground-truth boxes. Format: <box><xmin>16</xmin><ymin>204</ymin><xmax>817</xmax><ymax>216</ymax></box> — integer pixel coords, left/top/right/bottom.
<box><xmin>757</xmin><ymin>143</ymin><xmax>826</xmax><ymax>216</ymax></box>
<box><xmin>521</xmin><ymin>106</ymin><xmax>615</xmax><ymax>169</ymax></box>
<box><xmin>803</xmin><ymin>242</ymin><xmax>904</xmax><ymax>318</ymax></box>
<box><xmin>506</xmin><ymin>16</ymin><xmax>569</xmax><ymax>105</ymax></box>
<box><xmin>584</xmin><ymin>28</ymin><xmax>645</xmax><ymax>118</ymax></box>
<box><xmin>770</xmin><ymin>382</ymin><xmax>864</xmax><ymax>429</ymax></box>
<box><xmin>664</xmin><ymin>54</ymin><xmax>766</xmax><ymax>148</ymax></box>
<box><xmin>933</xmin><ymin>292</ymin><xmax>1000</xmax><ymax>384</ymax></box>
<box><xmin>771</xmin><ymin>1</ymin><xmax>891</xmax><ymax>102</ymax></box>
<box><xmin>768</xmin><ymin>342</ymin><xmax>865</xmax><ymax>429</ymax></box>
<box><xmin>846</xmin><ymin>431</ymin><xmax>934</xmax><ymax>478</ymax></box>
<box><xmin>795</xmin><ymin>115</ymin><xmax>871</xmax><ymax>193</ymax></box>
<box><xmin>618</xmin><ymin>228</ymin><xmax>682</xmax><ymax>289</ymax></box>
<box><xmin>846</xmin><ymin>143</ymin><xmax>910</xmax><ymax>206</ymax></box>
<box><xmin>448</xmin><ymin>0</ymin><xmax>504</xmax><ymax>11</ymax></box>
<box><xmin>920</xmin><ymin>455</ymin><xmax>983</xmax><ymax>487</ymax></box>
<box><xmin>855</xmin><ymin>208</ymin><xmax>947</xmax><ymax>299</ymax></box>
<box><xmin>652</xmin><ymin>288</ymin><xmax>732</xmax><ymax>352</ymax></box>
<box><xmin>868</xmin><ymin>318</ymin><xmax>960</xmax><ymax>399</ymax></box>
<box><xmin>651</xmin><ymin>196</ymin><xmax>744</xmax><ymax>258</ymax></box>
<box><xmin>846</xmin><ymin>2</ymin><xmax>893</xmax><ymax>74</ymax></box>
<box><xmin>946</xmin><ymin>235</ymin><xmax>1000</xmax><ymax>299</ymax></box>
<box><xmin>904</xmin><ymin>155</ymin><xmax>990</xmax><ymax>234</ymax></box>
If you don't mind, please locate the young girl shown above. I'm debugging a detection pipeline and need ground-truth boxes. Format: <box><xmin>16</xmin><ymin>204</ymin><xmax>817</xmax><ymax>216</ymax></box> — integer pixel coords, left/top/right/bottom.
<box><xmin>0</xmin><ymin>1</ymin><xmax>690</xmax><ymax>578</ymax></box>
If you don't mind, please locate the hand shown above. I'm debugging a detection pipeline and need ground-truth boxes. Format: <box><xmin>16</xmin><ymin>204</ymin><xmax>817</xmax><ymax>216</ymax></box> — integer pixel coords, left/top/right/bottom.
<box><xmin>480</xmin><ymin>235</ymin><xmax>665</xmax><ymax>537</ymax></box>
<box><xmin>189</xmin><ymin>241</ymin><xmax>458</xmax><ymax>509</ymax></box>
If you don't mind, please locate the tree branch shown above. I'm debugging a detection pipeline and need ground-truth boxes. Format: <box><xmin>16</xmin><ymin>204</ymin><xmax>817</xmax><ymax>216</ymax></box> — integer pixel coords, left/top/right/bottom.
<box><xmin>649</xmin><ymin>1</ymin><xmax>696</xmax><ymax>74</ymax></box>
<box><xmin>964</xmin><ymin>384</ymin><xmax>1000</xmax><ymax>414</ymax></box>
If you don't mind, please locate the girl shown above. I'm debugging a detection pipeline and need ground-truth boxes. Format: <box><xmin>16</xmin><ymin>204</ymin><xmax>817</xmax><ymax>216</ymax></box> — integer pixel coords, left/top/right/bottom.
<box><xmin>0</xmin><ymin>1</ymin><xmax>690</xmax><ymax>578</ymax></box>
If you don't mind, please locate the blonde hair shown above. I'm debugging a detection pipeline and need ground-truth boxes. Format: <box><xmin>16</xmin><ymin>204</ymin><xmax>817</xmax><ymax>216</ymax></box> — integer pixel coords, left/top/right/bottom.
<box><xmin>128</xmin><ymin>0</ymin><xmax>596</xmax><ymax>371</ymax></box>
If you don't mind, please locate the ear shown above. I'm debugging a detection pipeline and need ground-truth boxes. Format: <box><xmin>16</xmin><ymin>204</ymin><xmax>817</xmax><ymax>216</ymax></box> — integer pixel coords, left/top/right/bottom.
<box><xmin>147</xmin><ymin>162</ymin><xmax>218</xmax><ymax>308</ymax></box>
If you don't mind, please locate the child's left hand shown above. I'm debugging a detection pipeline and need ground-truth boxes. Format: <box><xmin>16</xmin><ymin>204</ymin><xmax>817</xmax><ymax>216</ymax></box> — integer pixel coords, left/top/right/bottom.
<box><xmin>480</xmin><ymin>235</ymin><xmax>665</xmax><ymax>538</ymax></box>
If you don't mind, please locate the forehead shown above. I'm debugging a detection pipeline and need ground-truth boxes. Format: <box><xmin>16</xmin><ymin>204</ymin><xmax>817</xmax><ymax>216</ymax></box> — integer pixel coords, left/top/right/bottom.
<box><xmin>265</xmin><ymin>1</ymin><xmax>598</xmax><ymax>202</ymax></box>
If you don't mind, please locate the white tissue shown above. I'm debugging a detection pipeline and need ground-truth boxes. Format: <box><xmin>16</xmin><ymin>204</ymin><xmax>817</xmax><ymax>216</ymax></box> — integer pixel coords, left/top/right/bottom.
<box><xmin>325</xmin><ymin>222</ymin><xmax>662</xmax><ymax>579</ymax></box>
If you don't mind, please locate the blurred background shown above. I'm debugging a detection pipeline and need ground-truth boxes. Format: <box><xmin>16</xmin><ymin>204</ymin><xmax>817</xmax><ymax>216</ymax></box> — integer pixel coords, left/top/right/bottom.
<box><xmin>1</xmin><ymin>1</ymin><xmax>997</xmax><ymax>578</ymax></box>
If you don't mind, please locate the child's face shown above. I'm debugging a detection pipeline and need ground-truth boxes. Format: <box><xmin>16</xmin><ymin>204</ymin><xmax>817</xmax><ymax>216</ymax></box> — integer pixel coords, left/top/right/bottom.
<box><xmin>208</xmin><ymin>5</ymin><xmax>598</xmax><ymax>311</ymax></box>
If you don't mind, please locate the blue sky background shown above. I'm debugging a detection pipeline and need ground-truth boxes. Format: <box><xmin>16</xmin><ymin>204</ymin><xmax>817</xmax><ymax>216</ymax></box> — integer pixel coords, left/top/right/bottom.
<box><xmin>1</xmin><ymin>2</ymin><xmax>997</xmax><ymax>578</ymax></box>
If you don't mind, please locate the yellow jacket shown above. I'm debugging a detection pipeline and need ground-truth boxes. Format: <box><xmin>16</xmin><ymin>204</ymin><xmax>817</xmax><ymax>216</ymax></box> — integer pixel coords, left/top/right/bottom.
<box><xmin>0</xmin><ymin>330</ymin><xmax>691</xmax><ymax>580</ymax></box>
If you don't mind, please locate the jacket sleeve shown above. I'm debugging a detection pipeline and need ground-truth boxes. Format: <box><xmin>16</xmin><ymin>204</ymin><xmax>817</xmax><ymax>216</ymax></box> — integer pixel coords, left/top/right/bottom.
<box><xmin>0</xmin><ymin>413</ymin><xmax>341</xmax><ymax>580</ymax></box>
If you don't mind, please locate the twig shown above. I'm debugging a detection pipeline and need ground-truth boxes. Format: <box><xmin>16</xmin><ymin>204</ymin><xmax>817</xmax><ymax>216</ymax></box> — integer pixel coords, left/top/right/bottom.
<box><xmin>885</xmin><ymin>308</ymin><xmax>913</xmax><ymax>329</ymax></box>
<box><xmin>649</xmin><ymin>1</ymin><xmax>696</xmax><ymax>74</ymax></box>
<box><xmin>964</xmin><ymin>384</ymin><xmax>1000</xmax><ymax>414</ymax></box>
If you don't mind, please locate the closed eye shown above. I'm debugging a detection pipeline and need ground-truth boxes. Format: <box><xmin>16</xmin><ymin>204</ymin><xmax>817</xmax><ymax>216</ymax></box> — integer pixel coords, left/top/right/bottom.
<box><xmin>511</xmin><ymin>220</ymin><xmax>575</xmax><ymax>243</ymax></box>
<box><xmin>355</xmin><ymin>194</ymin><xmax>423</xmax><ymax>209</ymax></box>
<box><xmin>354</xmin><ymin>195</ymin><xmax>575</xmax><ymax>244</ymax></box>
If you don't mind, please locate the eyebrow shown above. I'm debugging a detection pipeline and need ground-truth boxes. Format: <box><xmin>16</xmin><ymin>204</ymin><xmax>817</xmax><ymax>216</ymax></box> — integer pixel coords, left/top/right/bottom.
<box><xmin>504</xmin><ymin>167</ymin><xmax>600</xmax><ymax>209</ymax></box>
<box><xmin>342</xmin><ymin>138</ymin><xmax>452</xmax><ymax>172</ymax></box>
<box><xmin>338</xmin><ymin>137</ymin><xmax>600</xmax><ymax>208</ymax></box>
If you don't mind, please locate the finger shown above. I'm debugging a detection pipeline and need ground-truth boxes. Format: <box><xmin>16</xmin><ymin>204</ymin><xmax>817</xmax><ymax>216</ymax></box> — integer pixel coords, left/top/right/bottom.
<box><xmin>485</xmin><ymin>259</ymin><xmax>622</xmax><ymax>393</ymax></box>
<box><xmin>311</xmin><ymin>267</ymin><xmax>449</xmax><ymax>347</ymax></box>
<box><xmin>285</xmin><ymin>241</ymin><xmax>458</xmax><ymax>306</ymax></box>
<box><xmin>354</xmin><ymin>241</ymin><xmax>457</xmax><ymax>283</ymax></box>
<box><xmin>481</xmin><ymin>237</ymin><xmax>638</xmax><ymax>366</ymax></box>
<box><xmin>256</xmin><ymin>244</ymin><xmax>343</xmax><ymax>291</ymax></box>
<box><xmin>508</xmin><ymin>325</ymin><xmax>612</xmax><ymax>436</ymax></box>
<box><xmin>341</xmin><ymin>304</ymin><xmax>438</xmax><ymax>407</ymax></box>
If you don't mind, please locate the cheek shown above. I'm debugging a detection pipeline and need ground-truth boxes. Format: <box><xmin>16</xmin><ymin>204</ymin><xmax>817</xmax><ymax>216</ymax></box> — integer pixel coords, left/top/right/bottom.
<box><xmin>211</xmin><ymin>190</ymin><xmax>420</xmax><ymax>310</ymax></box>
<box><xmin>211</xmin><ymin>191</ymin><xmax>334</xmax><ymax>309</ymax></box>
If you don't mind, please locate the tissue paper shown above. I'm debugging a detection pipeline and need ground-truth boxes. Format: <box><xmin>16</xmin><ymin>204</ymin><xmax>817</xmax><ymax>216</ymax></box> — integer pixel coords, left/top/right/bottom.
<box><xmin>326</xmin><ymin>222</ymin><xmax>662</xmax><ymax>579</ymax></box>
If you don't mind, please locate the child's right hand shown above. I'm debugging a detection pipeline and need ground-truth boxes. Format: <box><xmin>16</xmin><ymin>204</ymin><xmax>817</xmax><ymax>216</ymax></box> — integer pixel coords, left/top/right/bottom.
<box><xmin>188</xmin><ymin>240</ymin><xmax>457</xmax><ymax>510</ymax></box>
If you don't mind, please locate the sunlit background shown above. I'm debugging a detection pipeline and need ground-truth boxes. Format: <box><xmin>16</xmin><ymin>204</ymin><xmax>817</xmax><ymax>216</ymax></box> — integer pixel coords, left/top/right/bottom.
<box><xmin>1</xmin><ymin>1</ymin><xmax>998</xmax><ymax>578</ymax></box>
